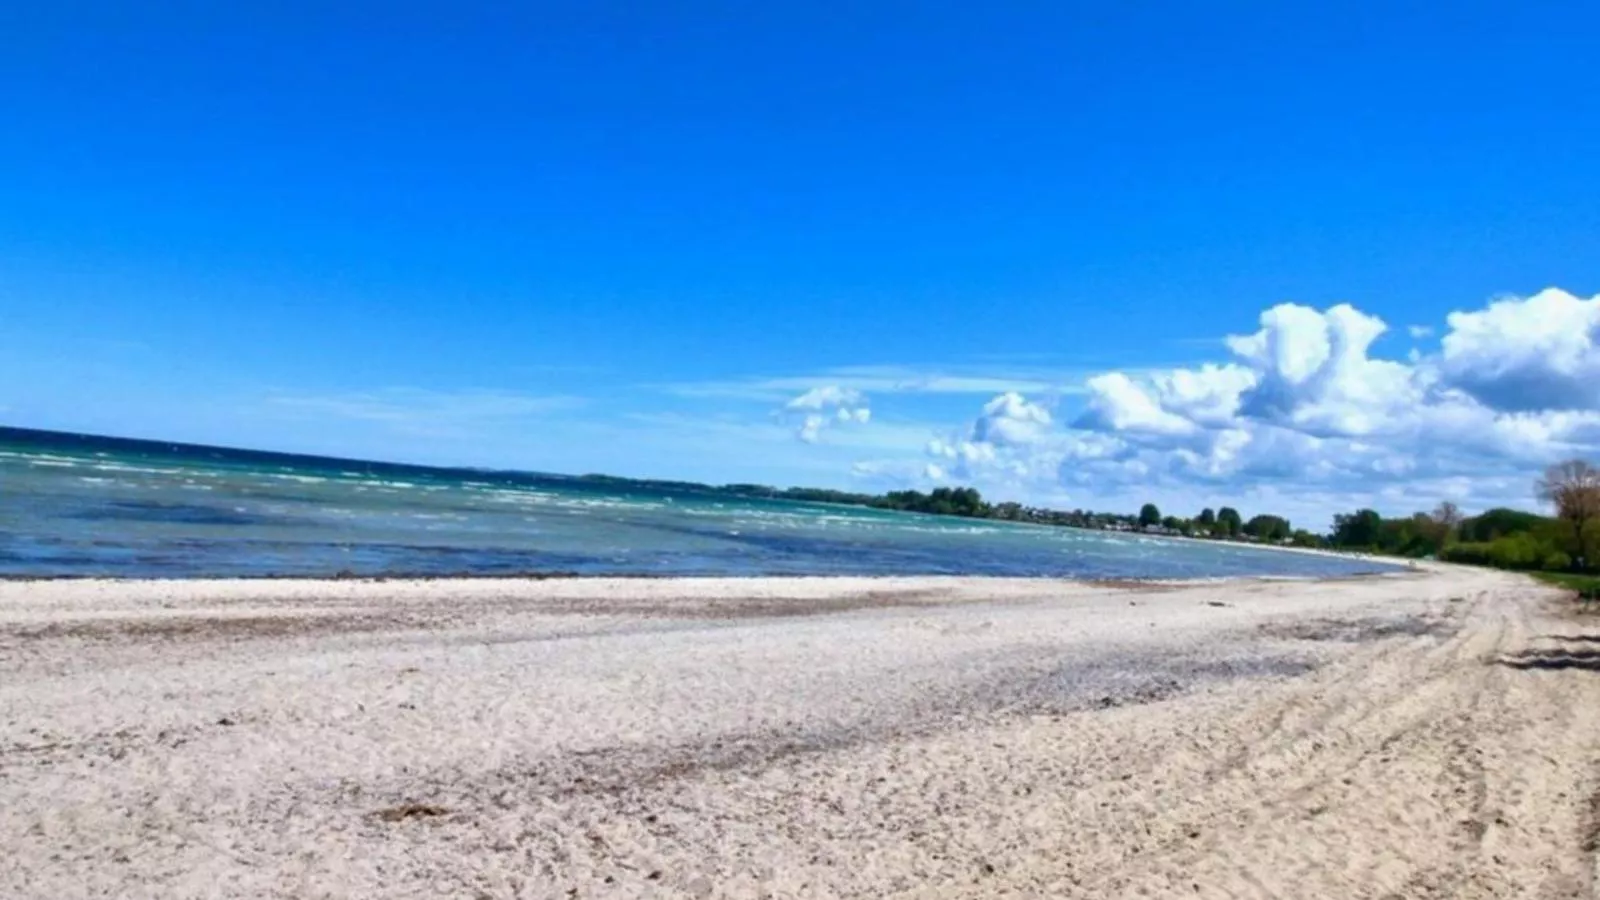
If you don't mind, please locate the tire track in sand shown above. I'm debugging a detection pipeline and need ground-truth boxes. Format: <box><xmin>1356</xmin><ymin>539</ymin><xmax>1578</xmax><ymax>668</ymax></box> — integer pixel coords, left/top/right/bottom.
<box><xmin>1059</xmin><ymin>582</ymin><xmax>1599</xmax><ymax>899</ymax></box>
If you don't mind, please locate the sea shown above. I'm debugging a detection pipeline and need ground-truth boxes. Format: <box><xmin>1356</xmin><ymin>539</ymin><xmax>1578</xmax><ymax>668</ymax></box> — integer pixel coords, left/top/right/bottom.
<box><xmin>0</xmin><ymin>427</ymin><xmax>1401</xmax><ymax>580</ymax></box>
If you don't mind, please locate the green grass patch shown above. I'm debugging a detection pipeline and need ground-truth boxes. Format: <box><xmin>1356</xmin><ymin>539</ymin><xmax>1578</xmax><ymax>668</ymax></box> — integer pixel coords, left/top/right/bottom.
<box><xmin>1531</xmin><ymin>571</ymin><xmax>1600</xmax><ymax>601</ymax></box>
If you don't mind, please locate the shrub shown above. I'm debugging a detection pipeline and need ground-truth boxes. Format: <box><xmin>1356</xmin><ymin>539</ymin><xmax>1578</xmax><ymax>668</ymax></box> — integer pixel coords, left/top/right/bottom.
<box><xmin>1543</xmin><ymin>551</ymin><xmax>1573</xmax><ymax>571</ymax></box>
<box><xmin>1442</xmin><ymin>534</ymin><xmax>1569</xmax><ymax>571</ymax></box>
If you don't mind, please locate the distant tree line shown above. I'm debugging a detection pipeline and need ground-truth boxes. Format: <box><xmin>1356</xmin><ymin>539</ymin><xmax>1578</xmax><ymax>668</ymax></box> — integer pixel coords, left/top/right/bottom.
<box><xmin>1327</xmin><ymin>504</ymin><xmax>1461</xmax><ymax>557</ymax></box>
<box><xmin>717</xmin><ymin>483</ymin><xmax>1323</xmax><ymax>547</ymax></box>
<box><xmin>873</xmin><ymin>487</ymin><xmax>990</xmax><ymax>517</ymax></box>
<box><xmin>1324</xmin><ymin>502</ymin><xmax>1586</xmax><ymax>572</ymax></box>
<box><xmin>612</xmin><ymin>457</ymin><xmax>1600</xmax><ymax>578</ymax></box>
<box><xmin>1323</xmin><ymin>460</ymin><xmax>1599</xmax><ymax>575</ymax></box>
<box><xmin>720</xmin><ymin>485</ymin><xmax>994</xmax><ymax>517</ymax></box>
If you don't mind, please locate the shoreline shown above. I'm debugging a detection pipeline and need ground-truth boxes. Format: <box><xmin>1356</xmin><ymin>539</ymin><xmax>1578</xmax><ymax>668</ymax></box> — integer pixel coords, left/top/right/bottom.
<box><xmin>0</xmin><ymin>553</ymin><xmax>1415</xmax><ymax>584</ymax></box>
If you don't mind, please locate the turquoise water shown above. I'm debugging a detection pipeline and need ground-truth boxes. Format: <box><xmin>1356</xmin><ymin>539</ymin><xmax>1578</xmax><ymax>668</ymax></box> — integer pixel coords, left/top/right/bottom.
<box><xmin>0</xmin><ymin>427</ymin><xmax>1399</xmax><ymax>580</ymax></box>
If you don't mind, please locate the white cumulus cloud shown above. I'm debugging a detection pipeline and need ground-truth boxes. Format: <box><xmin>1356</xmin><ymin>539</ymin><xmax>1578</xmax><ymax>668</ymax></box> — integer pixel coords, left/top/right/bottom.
<box><xmin>1227</xmin><ymin>303</ymin><xmax>1418</xmax><ymax>437</ymax></box>
<box><xmin>783</xmin><ymin>385</ymin><xmax>872</xmax><ymax>443</ymax></box>
<box><xmin>882</xmin><ymin>286</ymin><xmax>1600</xmax><ymax>520</ymax></box>
<box><xmin>922</xmin><ymin>392</ymin><xmax>1060</xmax><ymax>489</ymax></box>
<box><xmin>1077</xmin><ymin>372</ymin><xmax>1202</xmax><ymax>436</ymax></box>
<box><xmin>1437</xmin><ymin>287</ymin><xmax>1600</xmax><ymax>412</ymax></box>
<box><xmin>797</xmin><ymin>413</ymin><xmax>828</xmax><ymax>444</ymax></box>
<box><xmin>972</xmin><ymin>391</ymin><xmax>1053</xmax><ymax>446</ymax></box>
<box><xmin>786</xmin><ymin>385</ymin><xmax>865</xmax><ymax>411</ymax></box>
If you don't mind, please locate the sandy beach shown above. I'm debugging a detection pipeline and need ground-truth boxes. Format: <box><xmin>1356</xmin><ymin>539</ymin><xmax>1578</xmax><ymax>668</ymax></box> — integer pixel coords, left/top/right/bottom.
<box><xmin>3</xmin><ymin>568</ymin><xmax>1598</xmax><ymax>898</ymax></box>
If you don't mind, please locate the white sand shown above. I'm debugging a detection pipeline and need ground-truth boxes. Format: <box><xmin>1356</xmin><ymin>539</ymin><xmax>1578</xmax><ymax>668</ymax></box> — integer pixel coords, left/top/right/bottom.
<box><xmin>2</xmin><ymin>568</ymin><xmax>1597</xmax><ymax>898</ymax></box>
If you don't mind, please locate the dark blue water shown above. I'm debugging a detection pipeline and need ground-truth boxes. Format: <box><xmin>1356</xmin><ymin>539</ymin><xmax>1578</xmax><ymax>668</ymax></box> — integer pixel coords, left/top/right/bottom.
<box><xmin>0</xmin><ymin>427</ymin><xmax>1401</xmax><ymax>580</ymax></box>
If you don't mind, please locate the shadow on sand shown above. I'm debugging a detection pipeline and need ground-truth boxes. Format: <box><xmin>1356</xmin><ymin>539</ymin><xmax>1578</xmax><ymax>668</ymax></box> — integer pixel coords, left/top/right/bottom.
<box><xmin>1498</xmin><ymin>643</ymin><xmax>1600</xmax><ymax>672</ymax></box>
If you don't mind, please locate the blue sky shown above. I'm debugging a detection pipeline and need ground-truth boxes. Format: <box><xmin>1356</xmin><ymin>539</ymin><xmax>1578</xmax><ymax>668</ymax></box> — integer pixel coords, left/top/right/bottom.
<box><xmin>3</xmin><ymin>3</ymin><xmax>1598</xmax><ymax>522</ymax></box>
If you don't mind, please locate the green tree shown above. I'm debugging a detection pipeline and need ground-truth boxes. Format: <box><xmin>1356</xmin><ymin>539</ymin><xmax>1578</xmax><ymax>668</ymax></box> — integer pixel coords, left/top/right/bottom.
<box><xmin>1289</xmin><ymin>529</ymin><xmax>1323</xmax><ymax>548</ymax></box>
<box><xmin>1461</xmin><ymin>507</ymin><xmax>1553</xmax><ymax>542</ymax></box>
<box><xmin>992</xmin><ymin>501</ymin><xmax>1023</xmax><ymax>521</ymax></box>
<box><xmin>1139</xmin><ymin>503</ymin><xmax>1162</xmax><ymax>529</ymax></box>
<box><xmin>1331</xmin><ymin>509</ymin><xmax>1383</xmax><ymax>548</ymax></box>
<box><xmin>1217</xmin><ymin>507</ymin><xmax>1243</xmax><ymax>537</ymax></box>
<box><xmin>1197</xmin><ymin>508</ymin><xmax>1216</xmax><ymax>527</ymax></box>
<box><xmin>876</xmin><ymin>488</ymin><xmax>989</xmax><ymax>517</ymax></box>
<box><xmin>1377</xmin><ymin>514</ymin><xmax>1437</xmax><ymax>556</ymax></box>
<box><xmin>1244</xmin><ymin>514</ymin><xmax>1291</xmax><ymax>542</ymax></box>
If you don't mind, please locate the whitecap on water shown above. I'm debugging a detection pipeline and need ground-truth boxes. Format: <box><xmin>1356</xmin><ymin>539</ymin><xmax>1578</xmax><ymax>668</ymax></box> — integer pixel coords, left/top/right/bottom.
<box><xmin>269</xmin><ymin>473</ymin><xmax>329</xmax><ymax>485</ymax></box>
<box><xmin>89</xmin><ymin>462</ymin><xmax>174</xmax><ymax>476</ymax></box>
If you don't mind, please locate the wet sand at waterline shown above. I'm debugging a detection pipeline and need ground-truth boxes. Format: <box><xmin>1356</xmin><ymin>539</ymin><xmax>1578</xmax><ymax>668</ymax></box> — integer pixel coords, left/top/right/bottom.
<box><xmin>3</xmin><ymin>570</ymin><xmax>1597</xmax><ymax>898</ymax></box>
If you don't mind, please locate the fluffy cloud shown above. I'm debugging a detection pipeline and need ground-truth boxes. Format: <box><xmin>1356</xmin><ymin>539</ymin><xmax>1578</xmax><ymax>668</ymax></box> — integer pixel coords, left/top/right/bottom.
<box><xmin>919</xmin><ymin>393</ymin><xmax>1061</xmax><ymax>491</ymax></box>
<box><xmin>796</xmin><ymin>414</ymin><xmax>827</xmax><ymax>444</ymax></box>
<box><xmin>972</xmin><ymin>391</ymin><xmax>1052</xmax><ymax>445</ymax></box>
<box><xmin>927</xmin><ymin>437</ymin><xmax>999</xmax><ymax>465</ymax></box>
<box><xmin>783</xmin><ymin>385</ymin><xmax>872</xmax><ymax>443</ymax></box>
<box><xmin>1077</xmin><ymin>372</ymin><xmax>1202</xmax><ymax>436</ymax></box>
<box><xmin>1437</xmin><ymin>288</ymin><xmax>1600</xmax><ymax>412</ymax></box>
<box><xmin>786</xmin><ymin>385</ymin><xmax>865</xmax><ymax>411</ymax></box>
<box><xmin>895</xmin><ymin>287</ymin><xmax>1600</xmax><ymax>520</ymax></box>
<box><xmin>1227</xmin><ymin>303</ymin><xmax>1419</xmax><ymax>437</ymax></box>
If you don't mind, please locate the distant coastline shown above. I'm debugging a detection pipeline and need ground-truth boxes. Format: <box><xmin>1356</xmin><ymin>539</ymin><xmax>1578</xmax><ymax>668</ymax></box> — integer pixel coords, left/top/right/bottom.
<box><xmin>0</xmin><ymin>425</ymin><xmax>1278</xmax><ymax>541</ymax></box>
<box><xmin>0</xmin><ymin>425</ymin><xmax>1402</xmax><ymax>581</ymax></box>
